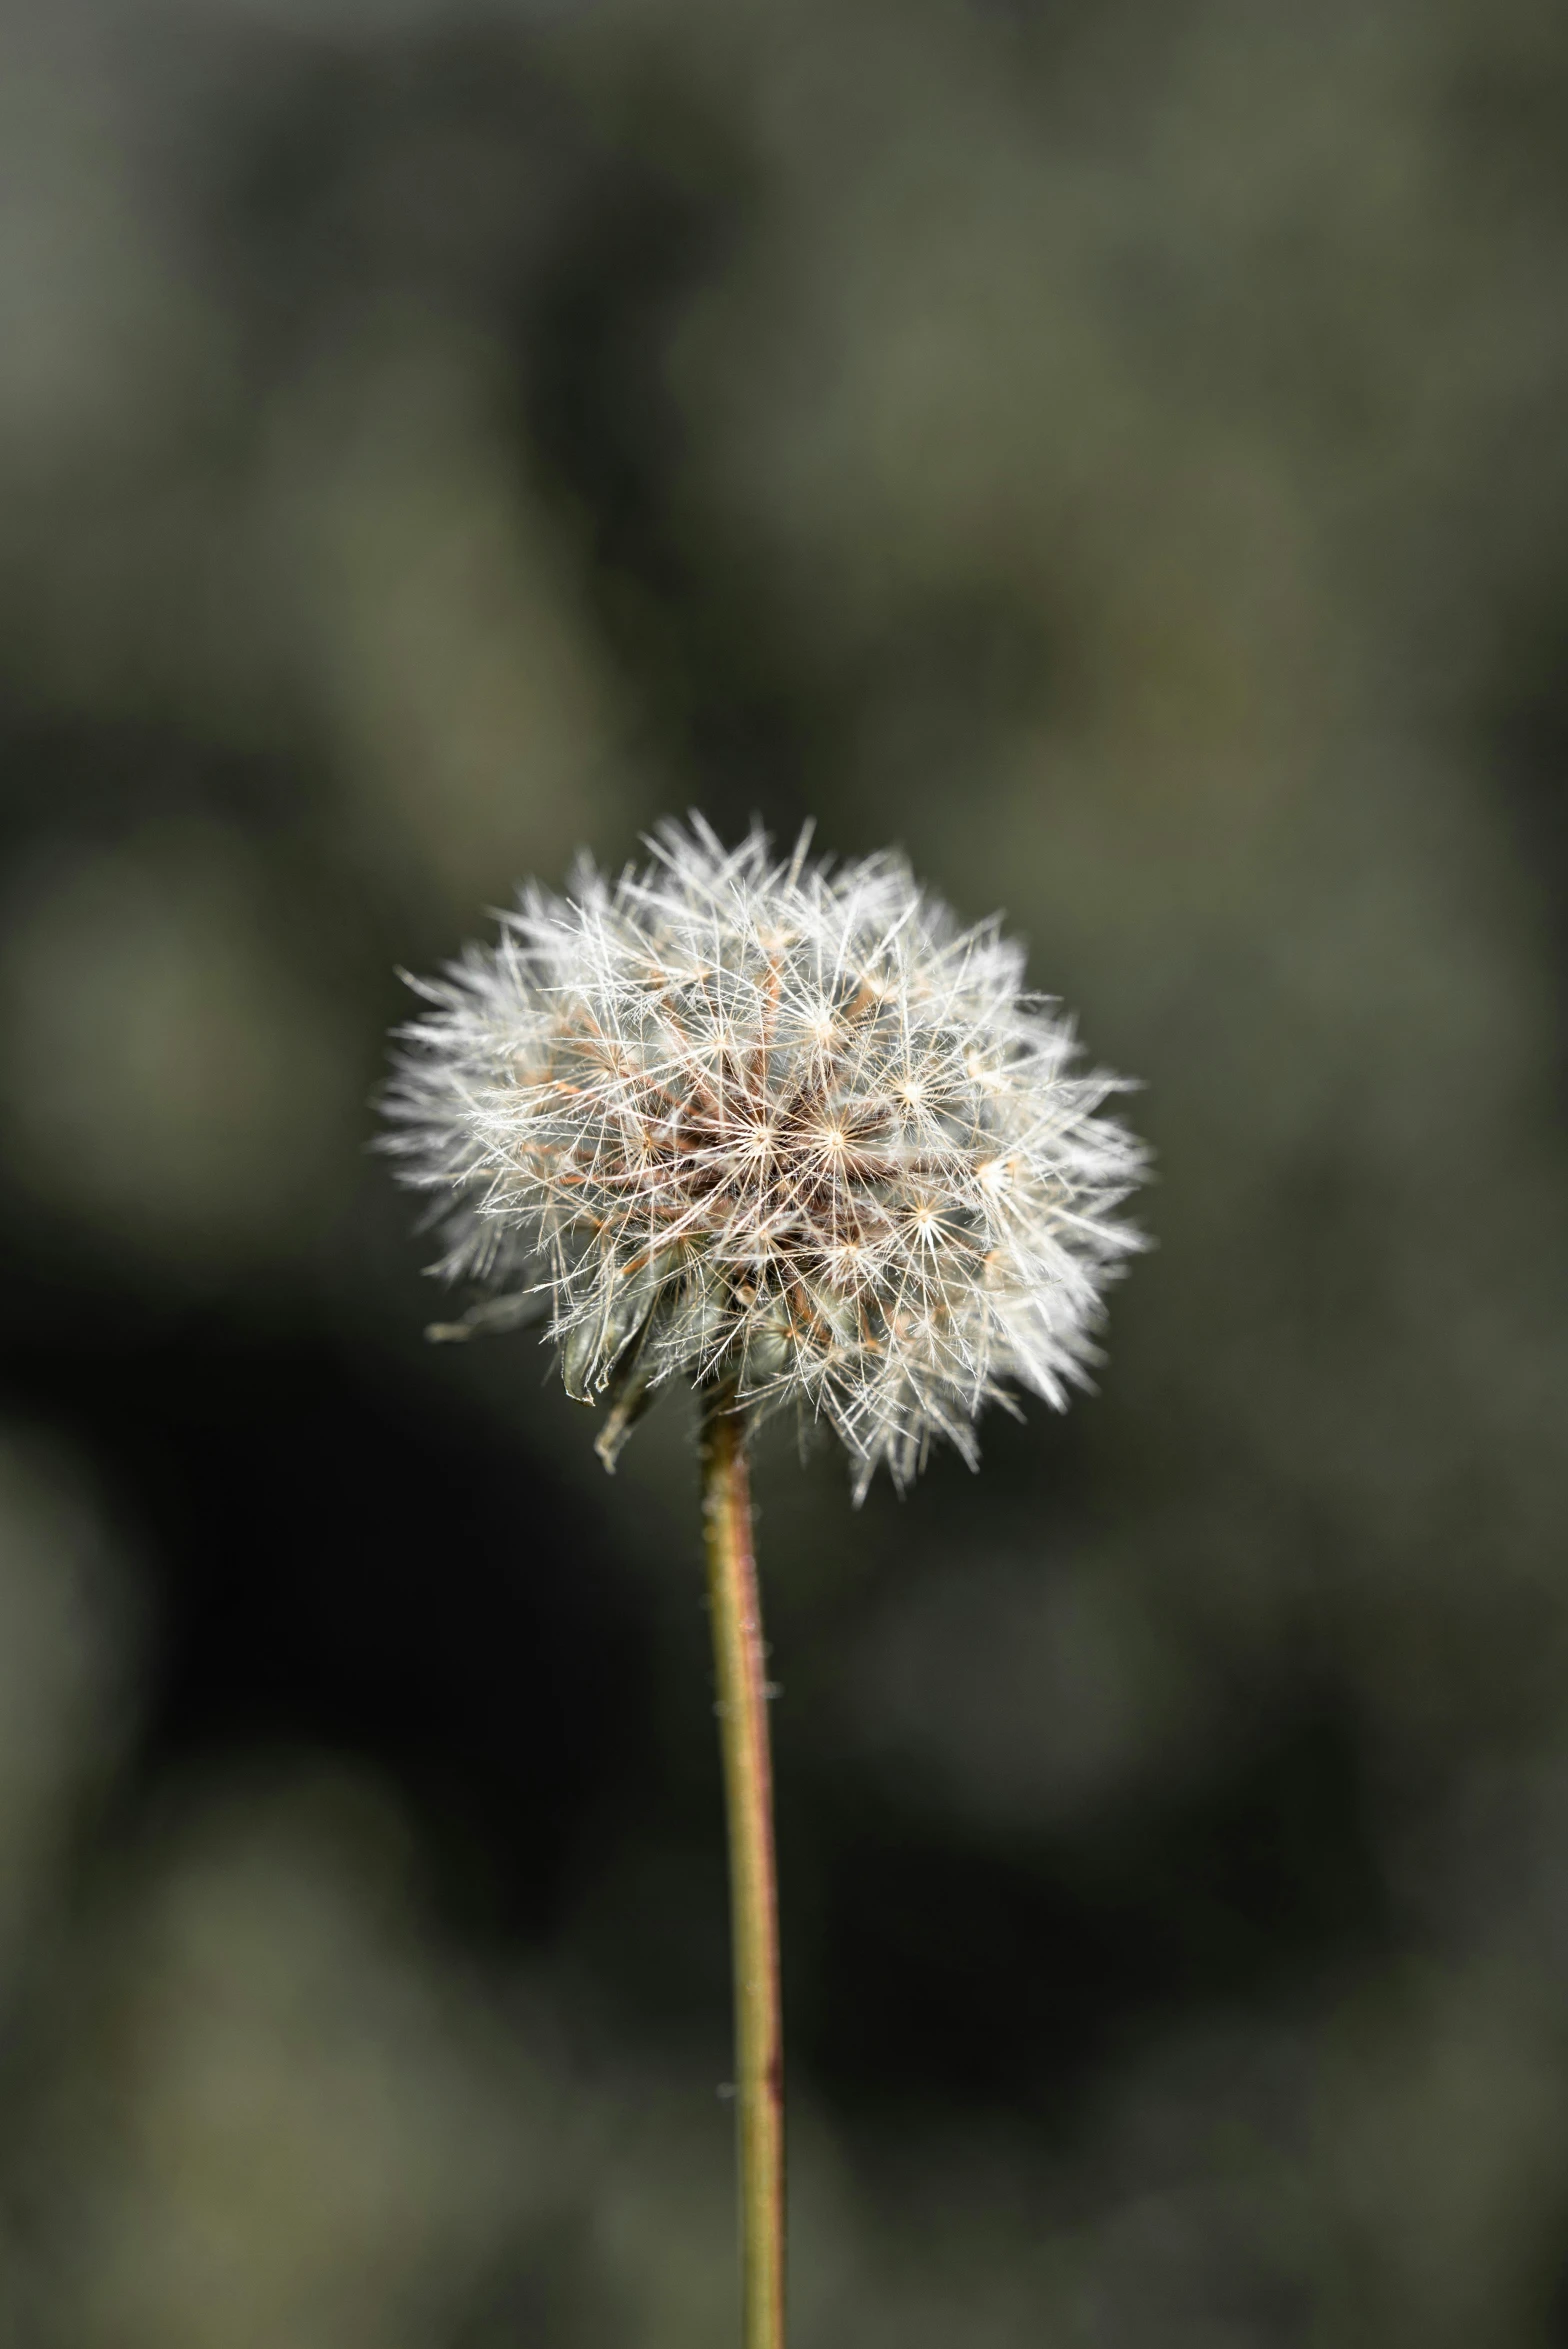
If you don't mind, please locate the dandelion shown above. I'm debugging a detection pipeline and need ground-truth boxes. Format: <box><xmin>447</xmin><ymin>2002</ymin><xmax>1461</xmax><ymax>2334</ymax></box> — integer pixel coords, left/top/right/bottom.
<box><xmin>384</xmin><ymin>816</ymin><xmax>1145</xmax><ymax>1495</ymax></box>
<box><xmin>382</xmin><ymin>817</ymin><xmax>1147</xmax><ymax>2349</ymax></box>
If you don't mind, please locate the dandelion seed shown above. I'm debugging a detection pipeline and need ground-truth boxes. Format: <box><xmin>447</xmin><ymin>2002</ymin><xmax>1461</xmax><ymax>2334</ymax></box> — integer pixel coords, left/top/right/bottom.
<box><xmin>381</xmin><ymin>815</ymin><xmax>1148</xmax><ymax>1496</ymax></box>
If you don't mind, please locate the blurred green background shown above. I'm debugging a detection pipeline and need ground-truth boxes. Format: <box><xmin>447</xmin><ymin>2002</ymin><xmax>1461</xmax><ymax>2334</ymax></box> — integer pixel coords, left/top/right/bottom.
<box><xmin>1</xmin><ymin>1</ymin><xmax>1566</xmax><ymax>2342</ymax></box>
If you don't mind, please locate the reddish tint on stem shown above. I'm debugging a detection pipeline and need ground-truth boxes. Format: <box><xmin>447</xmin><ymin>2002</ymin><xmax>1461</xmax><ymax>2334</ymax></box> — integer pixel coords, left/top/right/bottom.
<box><xmin>700</xmin><ymin>1394</ymin><xmax>785</xmax><ymax>2349</ymax></box>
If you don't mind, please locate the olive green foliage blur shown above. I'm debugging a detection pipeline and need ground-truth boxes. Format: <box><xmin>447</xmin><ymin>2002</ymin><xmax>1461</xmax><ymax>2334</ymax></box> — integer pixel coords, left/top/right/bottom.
<box><xmin>0</xmin><ymin>0</ymin><xmax>1566</xmax><ymax>2343</ymax></box>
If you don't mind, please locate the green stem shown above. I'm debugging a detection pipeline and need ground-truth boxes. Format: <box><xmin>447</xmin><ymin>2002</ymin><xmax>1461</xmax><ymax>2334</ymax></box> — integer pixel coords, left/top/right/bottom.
<box><xmin>700</xmin><ymin>1391</ymin><xmax>785</xmax><ymax>2349</ymax></box>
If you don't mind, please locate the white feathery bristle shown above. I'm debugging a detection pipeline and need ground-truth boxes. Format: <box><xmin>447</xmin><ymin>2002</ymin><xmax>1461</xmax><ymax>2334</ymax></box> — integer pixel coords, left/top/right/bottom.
<box><xmin>381</xmin><ymin>817</ymin><xmax>1148</xmax><ymax>1497</ymax></box>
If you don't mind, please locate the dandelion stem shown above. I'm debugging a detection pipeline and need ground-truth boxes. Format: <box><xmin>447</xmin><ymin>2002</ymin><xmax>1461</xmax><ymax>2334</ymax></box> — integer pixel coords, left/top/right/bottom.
<box><xmin>700</xmin><ymin>1388</ymin><xmax>785</xmax><ymax>2349</ymax></box>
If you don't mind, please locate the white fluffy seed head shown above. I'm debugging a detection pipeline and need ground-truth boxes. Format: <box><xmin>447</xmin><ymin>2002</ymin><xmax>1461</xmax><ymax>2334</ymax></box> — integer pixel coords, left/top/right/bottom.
<box><xmin>381</xmin><ymin>817</ymin><xmax>1148</xmax><ymax>1498</ymax></box>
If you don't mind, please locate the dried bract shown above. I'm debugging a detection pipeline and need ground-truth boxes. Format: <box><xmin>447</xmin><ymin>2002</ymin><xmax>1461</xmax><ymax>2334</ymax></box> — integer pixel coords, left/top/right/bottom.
<box><xmin>382</xmin><ymin>819</ymin><xmax>1146</xmax><ymax>1495</ymax></box>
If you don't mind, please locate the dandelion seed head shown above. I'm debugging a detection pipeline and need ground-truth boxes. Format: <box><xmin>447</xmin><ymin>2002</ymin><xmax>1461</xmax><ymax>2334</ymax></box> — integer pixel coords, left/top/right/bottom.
<box><xmin>381</xmin><ymin>817</ymin><xmax>1148</xmax><ymax>1497</ymax></box>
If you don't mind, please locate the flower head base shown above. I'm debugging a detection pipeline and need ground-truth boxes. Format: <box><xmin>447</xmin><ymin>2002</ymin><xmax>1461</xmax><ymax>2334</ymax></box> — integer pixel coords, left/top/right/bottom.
<box><xmin>383</xmin><ymin>818</ymin><xmax>1146</xmax><ymax>1497</ymax></box>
